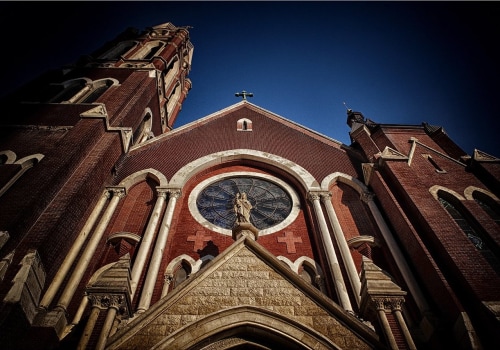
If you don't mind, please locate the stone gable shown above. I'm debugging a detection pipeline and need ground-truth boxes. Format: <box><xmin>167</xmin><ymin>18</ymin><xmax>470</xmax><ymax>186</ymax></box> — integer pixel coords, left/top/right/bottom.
<box><xmin>106</xmin><ymin>238</ymin><xmax>381</xmax><ymax>349</ymax></box>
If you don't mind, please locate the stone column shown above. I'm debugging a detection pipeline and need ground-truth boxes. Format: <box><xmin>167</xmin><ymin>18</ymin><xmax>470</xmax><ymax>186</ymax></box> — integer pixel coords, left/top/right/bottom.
<box><xmin>393</xmin><ymin>299</ymin><xmax>417</xmax><ymax>350</ymax></box>
<box><xmin>130</xmin><ymin>188</ymin><xmax>168</xmax><ymax>298</ymax></box>
<box><xmin>95</xmin><ymin>295</ymin><xmax>125</xmax><ymax>350</ymax></box>
<box><xmin>374</xmin><ymin>298</ymin><xmax>399</xmax><ymax>350</ymax></box>
<box><xmin>69</xmin><ymin>295</ymin><xmax>89</xmax><ymax>328</ymax></box>
<box><xmin>321</xmin><ymin>192</ymin><xmax>361</xmax><ymax>306</ymax></box>
<box><xmin>40</xmin><ymin>190</ymin><xmax>111</xmax><ymax>309</ymax></box>
<box><xmin>362</xmin><ymin>192</ymin><xmax>430</xmax><ymax>314</ymax></box>
<box><xmin>309</xmin><ymin>192</ymin><xmax>352</xmax><ymax>312</ymax></box>
<box><xmin>137</xmin><ymin>189</ymin><xmax>181</xmax><ymax>312</ymax></box>
<box><xmin>161</xmin><ymin>274</ymin><xmax>173</xmax><ymax>298</ymax></box>
<box><xmin>77</xmin><ymin>296</ymin><xmax>101</xmax><ymax>350</ymax></box>
<box><xmin>57</xmin><ymin>187</ymin><xmax>125</xmax><ymax>312</ymax></box>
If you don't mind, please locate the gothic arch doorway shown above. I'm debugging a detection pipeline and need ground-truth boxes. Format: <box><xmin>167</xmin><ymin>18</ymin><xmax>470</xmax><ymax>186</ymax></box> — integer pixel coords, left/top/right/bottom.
<box><xmin>152</xmin><ymin>306</ymin><xmax>341</xmax><ymax>350</ymax></box>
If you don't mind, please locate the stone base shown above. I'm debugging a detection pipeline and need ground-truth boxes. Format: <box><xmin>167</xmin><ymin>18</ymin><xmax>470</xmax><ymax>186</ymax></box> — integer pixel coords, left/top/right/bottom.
<box><xmin>232</xmin><ymin>223</ymin><xmax>259</xmax><ymax>241</ymax></box>
<box><xmin>32</xmin><ymin>307</ymin><xmax>68</xmax><ymax>339</ymax></box>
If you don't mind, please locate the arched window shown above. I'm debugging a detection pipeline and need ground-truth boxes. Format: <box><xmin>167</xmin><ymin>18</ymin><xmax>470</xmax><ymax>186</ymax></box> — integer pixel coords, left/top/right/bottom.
<box><xmin>79</xmin><ymin>79</ymin><xmax>114</xmax><ymax>103</ymax></box>
<box><xmin>48</xmin><ymin>78</ymin><xmax>116</xmax><ymax>104</ymax></box>
<box><xmin>0</xmin><ymin>153</ymin><xmax>44</xmax><ymax>197</ymax></box>
<box><xmin>131</xmin><ymin>41</ymin><xmax>164</xmax><ymax>60</ymax></box>
<box><xmin>133</xmin><ymin>111</ymin><xmax>153</xmax><ymax>146</ymax></box>
<box><xmin>162</xmin><ymin>254</ymin><xmax>196</xmax><ymax>297</ymax></box>
<box><xmin>165</xmin><ymin>83</ymin><xmax>180</xmax><ymax>121</ymax></box>
<box><xmin>49</xmin><ymin>79</ymin><xmax>87</xmax><ymax>103</ymax></box>
<box><xmin>172</xmin><ymin>261</ymin><xmax>191</xmax><ymax>289</ymax></box>
<box><xmin>163</xmin><ymin>57</ymin><xmax>180</xmax><ymax>94</ymax></box>
<box><xmin>438</xmin><ymin>191</ymin><xmax>500</xmax><ymax>274</ymax></box>
<box><xmin>237</xmin><ymin>118</ymin><xmax>253</xmax><ymax>131</ymax></box>
<box><xmin>296</xmin><ymin>258</ymin><xmax>323</xmax><ymax>291</ymax></box>
<box><xmin>299</xmin><ymin>264</ymin><xmax>316</xmax><ymax>284</ymax></box>
<box><xmin>438</xmin><ymin>194</ymin><xmax>485</xmax><ymax>249</ymax></box>
<box><xmin>143</xmin><ymin>42</ymin><xmax>163</xmax><ymax>60</ymax></box>
<box><xmin>473</xmin><ymin>192</ymin><xmax>500</xmax><ymax>226</ymax></box>
<box><xmin>99</xmin><ymin>41</ymin><xmax>137</xmax><ymax>60</ymax></box>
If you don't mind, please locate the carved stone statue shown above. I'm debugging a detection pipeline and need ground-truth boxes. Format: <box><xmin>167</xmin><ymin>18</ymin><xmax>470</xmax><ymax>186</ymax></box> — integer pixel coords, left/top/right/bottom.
<box><xmin>234</xmin><ymin>192</ymin><xmax>252</xmax><ymax>224</ymax></box>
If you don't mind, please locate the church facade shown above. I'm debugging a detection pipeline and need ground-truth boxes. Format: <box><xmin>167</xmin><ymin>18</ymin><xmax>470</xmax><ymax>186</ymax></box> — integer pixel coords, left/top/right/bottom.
<box><xmin>0</xmin><ymin>22</ymin><xmax>499</xmax><ymax>350</ymax></box>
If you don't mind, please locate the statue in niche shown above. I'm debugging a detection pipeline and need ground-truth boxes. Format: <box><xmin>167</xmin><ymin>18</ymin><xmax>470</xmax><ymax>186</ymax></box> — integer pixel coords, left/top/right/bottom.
<box><xmin>234</xmin><ymin>192</ymin><xmax>252</xmax><ymax>224</ymax></box>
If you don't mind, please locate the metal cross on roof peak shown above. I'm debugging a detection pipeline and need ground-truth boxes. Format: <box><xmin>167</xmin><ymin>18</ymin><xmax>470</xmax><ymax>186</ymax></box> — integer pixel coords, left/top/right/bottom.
<box><xmin>235</xmin><ymin>90</ymin><xmax>253</xmax><ymax>100</ymax></box>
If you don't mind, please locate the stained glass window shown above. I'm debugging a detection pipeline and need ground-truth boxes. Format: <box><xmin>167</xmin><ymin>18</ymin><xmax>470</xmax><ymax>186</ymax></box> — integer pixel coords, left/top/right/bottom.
<box><xmin>438</xmin><ymin>197</ymin><xmax>484</xmax><ymax>249</ymax></box>
<box><xmin>196</xmin><ymin>177</ymin><xmax>292</xmax><ymax>230</ymax></box>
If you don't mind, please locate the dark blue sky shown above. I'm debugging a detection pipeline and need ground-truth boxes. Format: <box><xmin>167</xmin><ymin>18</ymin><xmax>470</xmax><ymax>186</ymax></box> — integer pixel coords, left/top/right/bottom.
<box><xmin>1</xmin><ymin>1</ymin><xmax>499</xmax><ymax>156</ymax></box>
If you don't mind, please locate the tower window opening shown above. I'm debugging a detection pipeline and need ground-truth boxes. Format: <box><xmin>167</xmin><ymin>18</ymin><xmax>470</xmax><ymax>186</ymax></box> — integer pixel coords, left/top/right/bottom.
<box><xmin>237</xmin><ymin>118</ymin><xmax>252</xmax><ymax>131</ymax></box>
<box><xmin>438</xmin><ymin>196</ymin><xmax>485</xmax><ymax>249</ymax></box>
<box><xmin>473</xmin><ymin>192</ymin><xmax>500</xmax><ymax>225</ymax></box>
<box><xmin>80</xmin><ymin>81</ymin><xmax>112</xmax><ymax>103</ymax></box>
<box><xmin>143</xmin><ymin>43</ymin><xmax>163</xmax><ymax>60</ymax></box>
<box><xmin>423</xmin><ymin>154</ymin><xmax>445</xmax><ymax>173</ymax></box>
<box><xmin>437</xmin><ymin>192</ymin><xmax>500</xmax><ymax>274</ymax></box>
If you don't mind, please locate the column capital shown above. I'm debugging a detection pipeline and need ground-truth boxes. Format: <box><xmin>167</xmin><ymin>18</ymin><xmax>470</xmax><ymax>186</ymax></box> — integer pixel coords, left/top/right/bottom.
<box><xmin>167</xmin><ymin>188</ymin><xmax>182</xmax><ymax>199</ymax></box>
<box><xmin>164</xmin><ymin>273</ymin><xmax>174</xmax><ymax>285</ymax></box>
<box><xmin>360</xmin><ymin>191</ymin><xmax>375</xmax><ymax>203</ymax></box>
<box><xmin>320</xmin><ymin>192</ymin><xmax>332</xmax><ymax>202</ymax></box>
<box><xmin>88</xmin><ymin>293</ymin><xmax>129</xmax><ymax>311</ymax></box>
<box><xmin>372</xmin><ymin>296</ymin><xmax>405</xmax><ymax>311</ymax></box>
<box><xmin>314</xmin><ymin>275</ymin><xmax>324</xmax><ymax>288</ymax></box>
<box><xmin>107</xmin><ymin>186</ymin><xmax>126</xmax><ymax>198</ymax></box>
<box><xmin>103</xmin><ymin>189</ymin><xmax>113</xmax><ymax>199</ymax></box>
<box><xmin>307</xmin><ymin>191</ymin><xmax>329</xmax><ymax>203</ymax></box>
<box><xmin>156</xmin><ymin>187</ymin><xmax>169</xmax><ymax>198</ymax></box>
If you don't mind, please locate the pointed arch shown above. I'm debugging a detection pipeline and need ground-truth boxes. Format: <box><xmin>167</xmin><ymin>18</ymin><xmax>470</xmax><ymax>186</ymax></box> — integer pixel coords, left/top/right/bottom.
<box><xmin>163</xmin><ymin>55</ymin><xmax>180</xmax><ymax>93</ymax></box>
<box><xmin>429</xmin><ymin>185</ymin><xmax>465</xmax><ymax>201</ymax></box>
<box><xmin>118</xmin><ymin>168</ymin><xmax>167</xmax><ymax>191</ymax></box>
<box><xmin>130</xmin><ymin>40</ymin><xmax>164</xmax><ymax>60</ymax></box>
<box><xmin>294</xmin><ymin>256</ymin><xmax>325</xmax><ymax>292</ymax></box>
<box><xmin>151</xmin><ymin>306</ymin><xmax>342</xmax><ymax>350</ymax></box>
<box><xmin>0</xmin><ymin>150</ymin><xmax>16</xmax><ymax>164</ymax></box>
<box><xmin>99</xmin><ymin>40</ymin><xmax>138</xmax><ymax>60</ymax></box>
<box><xmin>133</xmin><ymin>108</ymin><xmax>154</xmax><ymax>145</ymax></box>
<box><xmin>48</xmin><ymin>77</ymin><xmax>118</xmax><ymax>104</ymax></box>
<box><xmin>431</xmin><ymin>187</ymin><xmax>499</xmax><ymax>272</ymax></box>
<box><xmin>0</xmin><ymin>153</ymin><xmax>44</xmax><ymax>197</ymax></box>
<box><xmin>192</xmin><ymin>254</ymin><xmax>215</xmax><ymax>273</ymax></box>
<box><xmin>169</xmin><ymin>149</ymin><xmax>320</xmax><ymax>192</ymax></box>
<box><xmin>162</xmin><ymin>254</ymin><xmax>197</xmax><ymax>295</ymax></box>
<box><xmin>321</xmin><ymin>172</ymin><xmax>367</xmax><ymax>194</ymax></box>
<box><xmin>276</xmin><ymin>255</ymin><xmax>294</xmax><ymax>270</ymax></box>
<box><xmin>464</xmin><ymin>186</ymin><xmax>500</xmax><ymax>202</ymax></box>
<box><xmin>237</xmin><ymin>118</ymin><xmax>253</xmax><ymax>131</ymax></box>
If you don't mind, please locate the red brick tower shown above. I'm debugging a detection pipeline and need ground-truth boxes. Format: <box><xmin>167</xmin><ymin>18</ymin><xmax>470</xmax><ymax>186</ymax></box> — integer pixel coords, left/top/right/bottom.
<box><xmin>0</xmin><ymin>22</ymin><xmax>193</xmax><ymax>348</ymax></box>
<box><xmin>347</xmin><ymin>109</ymin><xmax>500</xmax><ymax>349</ymax></box>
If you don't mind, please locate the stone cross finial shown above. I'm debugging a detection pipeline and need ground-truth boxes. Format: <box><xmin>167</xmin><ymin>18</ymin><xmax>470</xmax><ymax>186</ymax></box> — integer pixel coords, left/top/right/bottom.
<box><xmin>235</xmin><ymin>90</ymin><xmax>253</xmax><ymax>100</ymax></box>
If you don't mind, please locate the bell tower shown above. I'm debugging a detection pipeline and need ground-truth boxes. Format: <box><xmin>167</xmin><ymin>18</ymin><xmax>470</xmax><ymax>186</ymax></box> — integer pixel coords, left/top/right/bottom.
<box><xmin>0</xmin><ymin>22</ymin><xmax>193</xmax><ymax>349</ymax></box>
<box><xmin>90</xmin><ymin>22</ymin><xmax>193</xmax><ymax>132</ymax></box>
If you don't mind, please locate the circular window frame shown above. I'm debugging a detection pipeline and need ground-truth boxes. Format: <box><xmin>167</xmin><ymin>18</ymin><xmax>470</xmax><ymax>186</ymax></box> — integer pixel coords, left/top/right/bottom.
<box><xmin>189</xmin><ymin>171</ymin><xmax>300</xmax><ymax>236</ymax></box>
